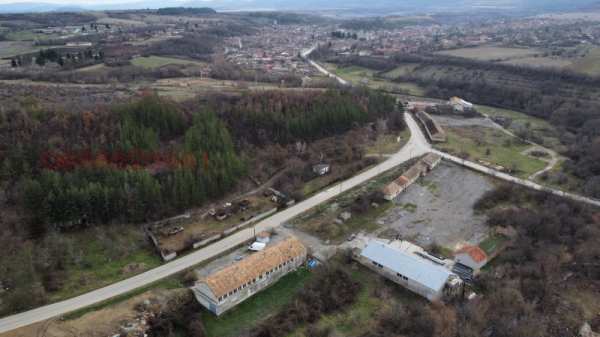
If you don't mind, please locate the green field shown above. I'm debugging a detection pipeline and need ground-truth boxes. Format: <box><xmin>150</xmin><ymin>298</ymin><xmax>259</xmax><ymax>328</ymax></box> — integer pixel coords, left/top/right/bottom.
<box><xmin>437</xmin><ymin>126</ymin><xmax>547</xmax><ymax>179</ymax></box>
<box><xmin>131</xmin><ymin>55</ymin><xmax>205</xmax><ymax>69</ymax></box>
<box><xmin>501</xmin><ymin>56</ymin><xmax>572</xmax><ymax>69</ymax></box>
<box><xmin>6</xmin><ymin>30</ymin><xmax>62</xmax><ymax>41</ymax></box>
<box><xmin>47</xmin><ymin>226</ymin><xmax>162</xmax><ymax>303</ymax></box>
<box><xmin>365</xmin><ymin>129</ymin><xmax>411</xmax><ymax>156</ymax></box>
<box><xmin>0</xmin><ymin>41</ymin><xmax>43</xmax><ymax>58</ymax></box>
<box><xmin>476</xmin><ymin>104</ymin><xmax>563</xmax><ymax>151</ymax></box>
<box><xmin>328</xmin><ymin>64</ymin><xmax>426</xmax><ymax>96</ymax></box>
<box><xmin>202</xmin><ymin>268</ymin><xmax>313</xmax><ymax>337</ymax></box>
<box><xmin>479</xmin><ymin>234</ymin><xmax>509</xmax><ymax>256</ymax></box>
<box><xmin>436</xmin><ymin>46</ymin><xmax>540</xmax><ymax>61</ymax></box>
<box><xmin>287</xmin><ymin>265</ymin><xmax>424</xmax><ymax>337</ymax></box>
<box><xmin>571</xmin><ymin>47</ymin><xmax>600</xmax><ymax>76</ymax></box>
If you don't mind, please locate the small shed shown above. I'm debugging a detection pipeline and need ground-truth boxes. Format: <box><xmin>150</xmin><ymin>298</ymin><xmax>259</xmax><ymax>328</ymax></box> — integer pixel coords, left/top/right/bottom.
<box><xmin>454</xmin><ymin>245</ymin><xmax>488</xmax><ymax>273</ymax></box>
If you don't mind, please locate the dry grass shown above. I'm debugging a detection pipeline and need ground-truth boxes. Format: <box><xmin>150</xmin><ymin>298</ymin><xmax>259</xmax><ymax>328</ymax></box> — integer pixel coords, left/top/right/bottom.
<box><xmin>436</xmin><ymin>46</ymin><xmax>540</xmax><ymax>61</ymax></box>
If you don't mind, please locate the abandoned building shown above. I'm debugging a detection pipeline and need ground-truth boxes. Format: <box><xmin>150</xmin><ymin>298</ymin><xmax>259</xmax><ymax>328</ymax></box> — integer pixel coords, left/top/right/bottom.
<box><xmin>191</xmin><ymin>236</ymin><xmax>307</xmax><ymax>315</ymax></box>
<box><xmin>449</xmin><ymin>96</ymin><xmax>473</xmax><ymax>112</ymax></box>
<box><xmin>382</xmin><ymin>153</ymin><xmax>442</xmax><ymax>200</ymax></box>
<box><xmin>415</xmin><ymin>110</ymin><xmax>447</xmax><ymax>143</ymax></box>
<box><xmin>454</xmin><ymin>245</ymin><xmax>488</xmax><ymax>274</ymax></box>
<box><xmin>355</xmin><ymin>239</ymin><xmax>463</xmax><ymax>301</ymax></box>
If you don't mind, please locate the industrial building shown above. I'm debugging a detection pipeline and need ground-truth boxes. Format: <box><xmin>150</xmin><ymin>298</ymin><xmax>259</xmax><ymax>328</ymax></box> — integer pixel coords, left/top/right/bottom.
<box><xmin>191</xmin><ymin>236</ymin><xmax>307</xmax><ymax>315</ymax></box>
<box><xmin>355</xmin><ymin>239</ymin><xmax>463</xmax><ymax>301</ymax></box>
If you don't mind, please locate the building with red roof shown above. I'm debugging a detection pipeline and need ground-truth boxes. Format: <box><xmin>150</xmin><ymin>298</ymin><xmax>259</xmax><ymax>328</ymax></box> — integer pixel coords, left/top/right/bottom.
<box><xmin>454</xmin><ymin>245</ymin><xmax>488</xmax><ymax>274</ymax></box>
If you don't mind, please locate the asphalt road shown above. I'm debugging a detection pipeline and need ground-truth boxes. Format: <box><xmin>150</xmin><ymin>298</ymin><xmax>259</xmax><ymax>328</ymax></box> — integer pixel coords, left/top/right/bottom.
<box><xmin>0</xmin><ymin>113</ymin><xmax>429</xmax><ymax>334</ymax></box>
<box><xmin>3</xmin><ymin>49</ymin><xmax>598</xmax><ymax>335</ymax></box>
<box><xmin>301</xmin><ymin>45</ymin><xmax>349</xmax><ymax>86</ymax></box>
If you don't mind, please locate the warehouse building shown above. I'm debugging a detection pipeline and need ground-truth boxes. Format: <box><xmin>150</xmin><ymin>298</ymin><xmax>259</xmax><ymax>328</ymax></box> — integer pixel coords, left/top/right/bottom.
<box><xmin>355</xmin><ymin>239</ymin><xmax>463</xmax><ymax>301</ymax></box>
<box><xmin>191</xmin><ymin>236</ymin><xmax>307</xmax><ymax>315</ymax></box>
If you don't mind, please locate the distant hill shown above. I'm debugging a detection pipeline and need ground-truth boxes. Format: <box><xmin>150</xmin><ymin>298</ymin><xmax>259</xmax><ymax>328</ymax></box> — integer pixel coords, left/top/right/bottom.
<box><xmin>1</xmin><ymin>0</ymin><xmax>600</xmax><ymax>14</ymax></box>
<box><xmin>156</xmin><ymin>7</ymin><xmax>217</xmax><ymax>15</ymax></box>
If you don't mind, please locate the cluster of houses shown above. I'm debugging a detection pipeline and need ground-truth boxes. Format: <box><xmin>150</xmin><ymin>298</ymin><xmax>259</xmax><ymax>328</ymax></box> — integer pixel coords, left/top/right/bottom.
<box><xmin>222</xmin><ymin>25</ymin><xmax>328</xmax><ymax>78</ymax></box>
<box><xmin>382</xmin><ymin>152</ymin><xmax>441</xmax><ymax>201</ymax></box>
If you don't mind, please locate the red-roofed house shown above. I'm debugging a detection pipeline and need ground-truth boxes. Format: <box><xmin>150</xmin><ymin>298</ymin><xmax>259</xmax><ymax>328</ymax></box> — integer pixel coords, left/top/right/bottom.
<box><xmin>455</xmin><ymin>245</ymin><xmax>488</xmax><ymax>274</ymax></box>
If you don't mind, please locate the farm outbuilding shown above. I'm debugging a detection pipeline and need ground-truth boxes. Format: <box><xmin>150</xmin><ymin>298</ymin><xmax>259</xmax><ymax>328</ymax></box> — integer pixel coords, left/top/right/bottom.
<box><xmin>191</xmin><ymin>236</ymin><xmax>307</xmax><ymax>316</ymax></box>
<box><xmin>355</xmin><ymin>239</ymin><xmax>463</xmax><ymax>301</ymax></box>
<box><xmin>454</xmin><ymin>245</ymin><xmax>488</xmax><ymax>274</ymax></box>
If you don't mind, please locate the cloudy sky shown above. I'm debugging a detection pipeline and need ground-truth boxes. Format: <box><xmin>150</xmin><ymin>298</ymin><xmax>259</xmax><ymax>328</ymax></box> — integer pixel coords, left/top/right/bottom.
<box><xmin>0</xmin><ymin>0</ymin><xmax>201</xmax><ymax>4</ymax></box>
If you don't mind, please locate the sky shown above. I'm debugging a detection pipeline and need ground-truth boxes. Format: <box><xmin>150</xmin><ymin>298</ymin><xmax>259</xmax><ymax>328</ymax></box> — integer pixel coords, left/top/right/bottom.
<box><xmin>0</xmin><ymin>0</ymin><xmax>203</xmax><ymax>4</ymax></box>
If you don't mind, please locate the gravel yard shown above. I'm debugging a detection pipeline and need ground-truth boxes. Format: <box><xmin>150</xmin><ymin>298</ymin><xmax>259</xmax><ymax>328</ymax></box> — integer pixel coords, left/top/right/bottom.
<box><xmin>377</xmin><ymin>162</ymin><xmax>494</xmax><ymax>250</ymax></box>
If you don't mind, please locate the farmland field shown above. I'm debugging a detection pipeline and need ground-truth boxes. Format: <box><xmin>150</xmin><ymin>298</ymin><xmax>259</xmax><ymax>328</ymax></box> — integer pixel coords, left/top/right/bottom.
<box><xmin>476</xmin><ymin>104</ymin><xmax>564</xmax><ymax>150</ymax></box>
<box><xmin>6</xmin><ymin>30</ymin><xmax>62</xmax><ymax>41</ymax></box>
<box><xmin>501</xmin><ymin>56</ymin><xmax>572</xmax><ymax>69</ymax></box>
<box><xmin>0</xmin><ymin>41</ymin><xmax>42</xmax><ymax>58</ymax></box>
<box><xmin>436</xmin><ymin>126</ymin><xmax>547</xmax><ymax>179</ymax></box>
<box><xmin>436</xmin><ymin>46</ymin><xmax>540</xmax><ymax>61</ymax></box>
<box><xmin>570</xmin><ymin>47</ymin><xmax>600</xmax><ymax>76</ymax></box>
<box><xmin>329</xmin><ymin>64</ymin><xmax>426</xmax><ymax>95</ymax></box>
<box><xmin>131</xmin><ymin>55</ymin><xmax>206</xmax><ymax>69</ymax></box>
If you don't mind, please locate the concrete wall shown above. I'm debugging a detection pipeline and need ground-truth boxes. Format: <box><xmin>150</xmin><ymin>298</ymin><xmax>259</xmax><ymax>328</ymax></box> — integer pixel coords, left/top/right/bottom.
<box><xmin>355</xmin><ymin>254</ymin><xmax>442</xmax><ymax>301</ymax></box>
<box><xmin>192</xmin><ymin>253</ymin><xmax>307</xmax><ymax>316</ymax></box>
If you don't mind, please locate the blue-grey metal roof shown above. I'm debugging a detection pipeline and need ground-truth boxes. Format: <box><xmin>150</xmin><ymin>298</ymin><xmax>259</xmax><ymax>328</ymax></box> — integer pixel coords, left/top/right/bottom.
<box><xmin>361</xmin><ymin>241</ymin><xmax>452</xmax><ymax>291</ymax></box>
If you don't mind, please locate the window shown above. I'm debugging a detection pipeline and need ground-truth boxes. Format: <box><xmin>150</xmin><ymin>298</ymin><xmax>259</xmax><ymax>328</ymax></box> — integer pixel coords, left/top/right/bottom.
<box><xmin>372</xmin><ymin>261</ymin><xmax>383</xmax><ymax>268</ymax></box>
<box><xmin>396</xmin><ymin>273</ymin><xmax>408</xmax><ymax>281</ymax></box>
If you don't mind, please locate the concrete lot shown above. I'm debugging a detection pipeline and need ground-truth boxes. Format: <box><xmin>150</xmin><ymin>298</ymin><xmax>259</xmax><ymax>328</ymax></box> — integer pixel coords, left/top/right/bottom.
<box><xmin>377</xmin><ymin>162</ymin><xmax>494</xmax><ymax>250</ymax></box>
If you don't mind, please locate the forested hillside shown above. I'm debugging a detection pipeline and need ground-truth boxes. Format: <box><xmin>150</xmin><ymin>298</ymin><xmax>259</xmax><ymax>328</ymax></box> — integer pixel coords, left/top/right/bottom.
<box><xmin>0</xmin><ymin>88</ymin><xmax>397</xmax><ymax>235</ymax></box>
<box><xmin>221</xmin><ymin>88</ymin><xmax>399</xmax><ymax>145</ymax></box>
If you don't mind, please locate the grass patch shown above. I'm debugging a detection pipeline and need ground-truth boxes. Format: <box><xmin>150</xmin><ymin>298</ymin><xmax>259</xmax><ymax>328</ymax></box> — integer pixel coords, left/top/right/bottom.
<box><xmin>571</xmin><ymin>46</ymin><xmax>600</xmax><ymax>76</ymax></box>
<box><xmin>288</xmin><ymin>265</ymin><xmax>425</xmax><ymax>337</ymax></box>
<box><xmin>476</xmin><ymin>104</ymin><xmax>563</xmax><ymax>150</ymax></box>
<box><xmin>401</xmin><ymin>203</ymin><xmax>418</xmax><ymax>213</ymax></box>
<box><xmin>329</xmin><ymin>64</ymin><xmax>426</xmax><ymax>95</ymax></box>
<box><xmin>6</xmin><ymin>30</ymin><xmax>62</xmax><ymax>41</ymax></box>
<box><xmin>437</xmin><ymin>126</ymin><xmax>547</xmax><ymax>179</ymax></box>
<box><xmin>436</xmin><ymin>46</ymin><xmax>540</xmax><ymax>61</ymax></box>
<box><xmin>294</xmin><ymin>158</ymin><xmax>419</xmax><ymax>242</ymax></box>
<box><xmin>366</xmin><ymin>129</ymin><xmax>410</xmax><ymax>156</ymax></box>
<box><xmin>202</xmin><ymin>268</ymin><xmax>313</xmax><ymax>337</ymax></box>
<box><xmin>47</xmin><ymin>226</ymin><xmax>162</xmax><ymax>303</ymax></box>
<box><xmin>479</xmin><ymin>234</ymin><xmax>508</xmax><ymax>256</ymax></box>
<box><xmin>131</xmin><ymin>55</ymin><xmax>205</xmax><ymax>69</ymax></box>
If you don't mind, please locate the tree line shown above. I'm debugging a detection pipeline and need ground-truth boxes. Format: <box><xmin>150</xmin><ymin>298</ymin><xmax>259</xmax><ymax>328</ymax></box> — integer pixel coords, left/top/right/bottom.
<box><xmin>221</xmin><ymin>88</ymin><xmax>398</xmax><ymax>145</ymax></box>
<box><xmin>19</xmin><ymin>95</ymin><xmax>245</xmax><ymax>232</ymax></box>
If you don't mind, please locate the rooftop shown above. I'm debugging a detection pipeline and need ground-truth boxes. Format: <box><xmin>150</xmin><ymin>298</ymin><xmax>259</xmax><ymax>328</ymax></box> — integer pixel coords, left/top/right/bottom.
<box><xmin>455</xmin><ymin>245</ymin><xmax>488</xmax><ymax>263</ymax></box>
<box><xmin>361</xmin><ymin>240</ymin><xmax>453</xmax><ymax>292</ymax></box>
<box><xmin>199</xmin><ymin>236</ymin><xmax>306</xmax><ymax>298</ymax></box>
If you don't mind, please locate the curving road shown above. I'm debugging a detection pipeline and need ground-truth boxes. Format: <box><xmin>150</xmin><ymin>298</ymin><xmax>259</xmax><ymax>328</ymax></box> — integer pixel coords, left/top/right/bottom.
<box><xmin>301</xmin><ymin>45</ymin><xmax>349</xmax><ymax>86</ymax></box>
<box><xmin>3</xmin><ymin>51</ymin><xmax>599</xmax><ymax>335</ymax></box>
<box><xmin>305</xmin><ymin>53</ymin><xmax>600</xmax><ymax>208</ymax></box>
<box><xmin>0</xmin><ymin>113</ymin><xmax>429</xmax><ymax>334</ymax></box>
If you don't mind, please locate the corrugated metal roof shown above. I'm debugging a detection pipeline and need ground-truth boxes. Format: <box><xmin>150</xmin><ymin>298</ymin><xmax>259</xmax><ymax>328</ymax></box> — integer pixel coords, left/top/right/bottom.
<box><xmin>361</xmin><ymin>240</ymin><xmax>452</xmax><ymax>292</ymax></box>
